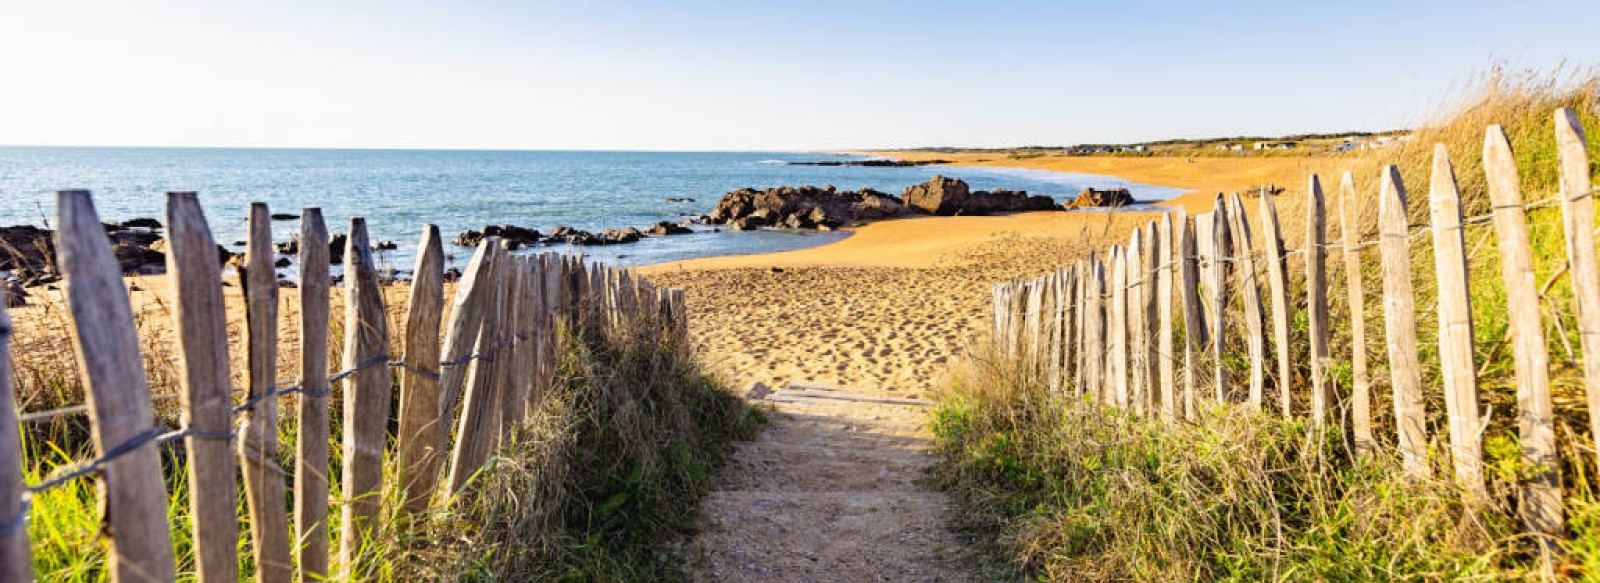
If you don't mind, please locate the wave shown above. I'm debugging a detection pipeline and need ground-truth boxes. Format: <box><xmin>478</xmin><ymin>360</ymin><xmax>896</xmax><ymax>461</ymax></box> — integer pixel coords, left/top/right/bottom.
<box><xmin>757</xmin><ymin>159</ymin><xmax>788</xmax><ymax>165</ymax></box>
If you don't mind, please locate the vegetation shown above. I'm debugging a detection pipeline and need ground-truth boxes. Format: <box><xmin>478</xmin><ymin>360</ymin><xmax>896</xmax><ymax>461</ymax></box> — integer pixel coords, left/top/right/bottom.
<box><xmin>14</xmin><ymin>296</ymin><xmax>757</xmax><ymax>581</ymax></box>
<box><xmin>932</xmin><ymin>66</ymin><xmax>1600</xmax><ymax>581</ymax></box>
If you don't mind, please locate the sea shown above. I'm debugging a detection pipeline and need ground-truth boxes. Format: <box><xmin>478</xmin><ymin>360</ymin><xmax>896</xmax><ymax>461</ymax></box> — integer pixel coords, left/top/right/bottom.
<box><xmin>0</xmin><ymin>147</ymin><xmax>1183</xmax><ymax>273</ymax></box>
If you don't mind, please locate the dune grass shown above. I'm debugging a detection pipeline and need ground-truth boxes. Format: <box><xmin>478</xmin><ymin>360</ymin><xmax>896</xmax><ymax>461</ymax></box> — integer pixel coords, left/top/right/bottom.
<box><xmin>932</xmin><ymin>67</ymin><xmax>1600</xmax><ymax>581</ymax></box>
<box><xmin>14</xmin><ymin>298</ymin><xmax>755</xmax><ymax>581</ymax></box>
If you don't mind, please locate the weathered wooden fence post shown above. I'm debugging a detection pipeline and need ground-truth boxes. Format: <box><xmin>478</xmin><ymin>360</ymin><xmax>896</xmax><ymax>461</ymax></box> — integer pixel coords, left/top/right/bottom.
<box><xmin>1126</xmin><ymin>231</ymin><xmax>1146</xmax><ymax>414</ymax></box>
<box><xmin>1376</xmin><ymin>167</ymin><xmax>1428</xmax><ymax>477</ymax></box>
<box><xmin>1178</xmin><ymin>213</ymin><xmax>1204</xmax><ymax>419</ymax></box>
<box><xmin>396</xmin><ymin>225</ymin><xmax>445</xmax><ymax>513</ymax></box>
<box><xmin>1110</xmin><ymin>246</ymin><xmax>1129</xmax><ymax>408</ymax></box>
<box><xmin>0</xmin><ymin>249</ymin><xmax>31</xmax><ymax>583</ymax></box>
<box><xmin>1259</xmin><ymin>187</ymin><xmax>1293</xmax><ymax>416</ymax></box>
<box><xmin>1338</xmin><ymin>174</ymin><xmax>1374</xmax><ymax>454</ymax></box>
<box><xmin>1426</xmin><ymin>146</ymin><xmax>1485</xmax><ymax>498</ymax></box>
<box><xmin>240</xmin><ymin>202</ymin><xmax>292</xmax><ymax>583</ymax></box>
<box><xmin>293</xmin><ymin>208</ymin><xmax>331</xmax><ymax>582</ymax></box>
<box><xmin>1139</xmin><ymin>222</ymin><xmax>1160</xmax><ymax>415</ymax></box>
<box><xmin>1485</xmin><ymin>125</ymin><xmax>1564</xmax><ymax>547</ymax></box>
<box><xmin>448</xmin><ymin>244</ymin><xmax>509</xmax><ymax>497</ymax></box>
<box><xmin>1228</xmin><ymin>194</ymin><xmax>1266</xmax><ymax>407</ymax></box>
<box><xmin>1073</xmin><ymin>260</ymin><xmax>1088</xmax><ymax>396</ymax></box>
<box><xmin>165</xmin><ymin>192</ymin><xmax>240</xmax><ymax>583</ymax></box>
<box><xmin>340</xmin><ymin>217</ymin><xmax>393</xmax><ymax>575</ymax></box>
<box><xmin>435</xmin><ymin>240</ymin><xmax>497</xmax><ymax>457</ymax></box>
<box><xmin>1157</xmin><ymin>215</ymin><xmax>1176</xmax><ymax>419</ymax></box>
<box><xmin>1555</xmin><ymin>108</ymin><xmax>1600</xmax><ymax>480</ymax></box>
<box><xmin>1209</xmin><ymin>198</ymin><xmax>1231</xmax><ymax>402</ymax></box>
<box><xmin>1306</xmin><ymin>177</ymin><xmax>1332</xmax><ymax>426</ymax></box>
<box><xmin>1086</xmin><ymin>256</ymin><xmax>1106</xmax><ymax>403</ymax></box>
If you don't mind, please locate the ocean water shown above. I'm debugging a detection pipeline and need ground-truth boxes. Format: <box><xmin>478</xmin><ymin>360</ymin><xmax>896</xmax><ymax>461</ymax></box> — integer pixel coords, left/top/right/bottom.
<box><xmin>0</xmin><ymin>147</ymin><xmax>1183</xmax><ymax>272</ymax></box>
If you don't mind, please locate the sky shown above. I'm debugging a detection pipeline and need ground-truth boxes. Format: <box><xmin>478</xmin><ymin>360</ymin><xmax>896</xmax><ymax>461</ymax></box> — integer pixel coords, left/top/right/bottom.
<box><xmin>0</xmin><ymin>0</ymin><xmax>1596</xmax><ymax>151</ymax></box>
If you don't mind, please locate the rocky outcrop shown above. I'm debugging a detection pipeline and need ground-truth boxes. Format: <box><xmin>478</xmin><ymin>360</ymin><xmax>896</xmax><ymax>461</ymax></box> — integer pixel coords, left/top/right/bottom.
<box><xmin>1066</xmin><ymin>187</ymin><xmax>1135</xmax><ymax>208</ymax></box>
<box><xmin>709</xmin><ymin>185</ymin><xmax>910</xmax><ymax>230</ymax></box>
<box><xmin>1</xmin><ymin>225</ymin><xmax>55</xmax><ymax>274</ymax></box>
<box><xmin>3</xmin><ymin>219</ymin><xmax>237</xmax><ymax>283</ymax></box>
<box><xmin>454</xmin><ymin>224</ymin><xmax>543</xmax><ymax>248</ymax></box>
<box><xmin>902</xmin><ymin>175</ymin><xmax>1057</xmax><ymax>215</ymax></box>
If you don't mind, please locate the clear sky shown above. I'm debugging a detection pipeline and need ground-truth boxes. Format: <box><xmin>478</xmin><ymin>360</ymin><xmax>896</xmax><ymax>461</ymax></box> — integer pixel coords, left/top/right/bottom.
<box><xmin>1</xmin><ymin>0</ymin><xmax>1595</xmax><ymax>151</ymax></box>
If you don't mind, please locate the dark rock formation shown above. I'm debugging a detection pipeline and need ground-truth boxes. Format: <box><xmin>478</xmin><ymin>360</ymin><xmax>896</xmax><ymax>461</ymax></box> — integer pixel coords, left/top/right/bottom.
<box><xmin>1067</xmin><ymin>187</ymin><xmax>1135</xmax><ymax>208</ymax></box>
<box><xmin>270</xmin><ymin>213</ymin><xmax>299</xmax><ymax>221</ymax></box>
<box><xmin>454</xmin><ymin>224</ymin><xmax>542</xmax><ymax>248</ymax></box>
<box><xmin>646</xmin><ymin>221</ymin><xmax>693</xmax><ymax>236</ymax></box>
<box><xmin>902</xmin><ymin>175</ymin><xmax>1057</xmax><ymax>216</ymax></box>
<box><xmin>1</xmin><ymin>225</ymin><xmax>55</xmax><ymax>273</ymax></box>
<box><xmin>709</xmin><ymin>185</ymin><xmax>910</xmax><ymax>231</ymax></box>
<box><xmin>118</xmin><ymin>218</ymin><xmax>162</xmax><ymax>230</ymax></box>
<box><xmin>328</xmin><ymin>233</ymin><xmax>347</xmax><ymax>264</ymax></box>
<box><xmin>665</xmin><ymin>197</ymin><xmax>696</xmax><ymax>203</ymax></box>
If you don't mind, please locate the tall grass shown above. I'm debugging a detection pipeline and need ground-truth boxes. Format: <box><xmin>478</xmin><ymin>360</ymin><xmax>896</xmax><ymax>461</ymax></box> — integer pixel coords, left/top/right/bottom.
<box><xmin>13</xmin><ymin>286</ymin><xmax>755</xmax><ymax>581</ymax></box>
<box><xmin>931</xmin><ymin>344</ymin><xmax>1562</xmax><ymax>581</ymax></box>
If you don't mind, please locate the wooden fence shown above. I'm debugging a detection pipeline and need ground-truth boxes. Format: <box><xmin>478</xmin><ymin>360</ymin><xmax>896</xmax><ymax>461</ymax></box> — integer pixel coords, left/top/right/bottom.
<box><xmin>0</xmin><ymin>191</ymin><xmax>686</xmax><ymax>582</ymax></box>
<box><xmin>991</xmin><ymin>108</ymin><xmax>1595</xmax><ymax>550</ymax></box>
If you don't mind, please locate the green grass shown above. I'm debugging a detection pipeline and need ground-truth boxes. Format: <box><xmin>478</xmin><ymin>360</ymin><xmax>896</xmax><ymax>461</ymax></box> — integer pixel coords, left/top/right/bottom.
<box><xmin>930</xmin><ymin>346</ymin><xmax>1584</xmax><ymax>581</ymax></box>
<box><xmin>19</xmin><ymin>309</ymin><xmax>757</xmax><ymax>582</ymax></box>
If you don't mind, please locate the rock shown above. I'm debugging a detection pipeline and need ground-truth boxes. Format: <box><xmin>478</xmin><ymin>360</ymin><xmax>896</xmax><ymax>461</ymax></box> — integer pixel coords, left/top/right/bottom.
<box><xmin>0</xmin><ymin>225</ymin><xmax>55</xmax><ymax>273</ymax></box>
<box><xmin>4</xmin><ymin>278</ymin><xmax>27</xmax><ymax>307</ymax></box>
<box><xmin>665</xmin><ymin>197</ymin><xmax>696</xmax><ymax>203</ymax></box>
<box><xmin>901</xmin><ymin>176</ymin><xmax>1055</xmax><ymax>216</ymax></box>
<box><xmin>328</xmin><ymin>233</ymin><xmax>347</xmax><ymax>264</ymax></box>
<box><xmin>708</xmin><ymin>185</ymin><xmax>909</xmax><ymax>231</ymax></box>
<box><xmin>1067</xmin><ymin>187</ymin><xmax>1135</xmax><ymax>208</ymax></box>
<box><xmin>274</xmin><ymin>257</ymin><xmax>292</xmax><ymax>268</ymax></box>
<box><xmin>371</xmin><ymin>240</ymin><xmax>397</xmax><ymax>251</ymax></box>
<box><xmin>277</xmin><ymin>238</ymin><xmax>300</xmax><ymax>255</ymax></box>
<box><xmin>113</xmin><ymin>241</ymin><xmax>165</xmax><ymax>274</ymax></box>
<box><xmin>646</xmin><ymin>221</ymin><xmax>693</xmax><ymax>236</ymax></box>
<box><xmin>455</xmin><ymin>224</ymin><xmax>542</xmax><ymax>248</ymax></box>
<box><xmin>119</xmin><ymin>218</ymin><xmax>162</xmax><ymax>230</ymax></box>
<box><xmin>270</xmin><ymin>213</ymin><xmax>299</xmax><ymax>221</ymax></box>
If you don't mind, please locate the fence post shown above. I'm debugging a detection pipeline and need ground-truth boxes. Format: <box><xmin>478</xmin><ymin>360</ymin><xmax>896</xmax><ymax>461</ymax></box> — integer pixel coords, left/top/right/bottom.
<box><xmin>1209</xmin><ymin>197</ymin><xmax>1230</xmax><ymax>402</ymax></box>
<box><xmin>1258</xmin><ymin>187</ymin><xmax>1293</xmax><ymax>416</ymax></box>
<box><xmin>1177</xmin><ymin>213</ymin><xmax>1204</xmax><ymax>419</ymax></box>
<box><xmin>1025</xmin><ymin>274</ymin><xmax>1044</xmax><ymax>376</ymax></box>
<box><xmin>1306</xmin><ymin>177</ymin><xmax>1332</xmax><ymax>426</ymax></box>
<box><xmin>500</xmin><ymin>256</ymin><xmax>536</xmax><ymax>435</ymax></box>
<box><xmin>1088</xmin><ymin>255</ymin><xmax>1107</xmax><ymax>405</ymax></box>
<box><xmin>1376</xmin><ymin>167</ymin><xmax>1428</xmax><ymax>477</ymax></box>
<box><xmin>1110</xmin><ymin>245</ymin><xmax>1129</xmax><ymax>408</ymax></box>
<box><xmin>239</xmin><ymin>202</ymin><xmax>292</xmax><ymax>583</ymax></box>
<box><xmin>396</xmin><ymin>225</ymin><xmax>445</xmax><ymax>513</ymax></box>
<box><xmin>0</xmin><ymin>281</ymin><xmax>26</xmax><ymax>583</ymax></box>
<box><xmin>165</xmin><ymin>192</ymin><xmax>240</xmax><ymax>583</ymax></box>
<box><xmin>1338</xmin><ymin>174</ymin><xmax>1374</xmax><ymax>454</ymax></box>
<box><xmin>447</xmin><ymin>244</ymin><xmax>508</xmax><ymax>497</ymax></box>
<box><xmin>1484</xmin><ymin>125</ymin><xmax>1564</xmax><ymax>547</ymax></box>
<box><xmin>293</xmin><ymin>208</ymin><xmax>331</xmax><ymax>582</ymax></box>
<box><xmin>1427</xmin><ymin>145</ymin><xmax>1485</xmax><ymax>499</ymax></box>
<box><xmin>1126</xmin><ymin>231</ymin><xmax>1146</xmax><ymax>415</ymax></box>
<box><xmin>339</xmin><ymin>218</ymin><xmax>393</xmax><ymax>575</ymax></box>
<box><xmin>1139</xmin><ymin>223</ymin><xmax>1160</xmax><ymax>415</ymax></box>
<box><xmin>1157</xmin><ymin>215</ymin><xmax>1176</xmax><ymax>419</ymax></box>
<box><xmin>1555</xmin><ymin>108</ymin><xmax>1600</xmax><ymax>480</ymax></box>
<box><xmin>1228</xmin><ymin>194</ymin><xmax>1266</xmax><ymax>407</ymax></box>
<box><xmin>435</xmin><ymin>240</ymin><xmax>496</xmax><ymax>448</ymax></box>
<box><xmin>1072</xmin><ymin>260</ymin><xmax>1088</xmax><ymax>396</ymax></box>
<box><xmin>56</xmin><ymin>191</ymin><xmax>177</xmax><ymax>582</ymax></box>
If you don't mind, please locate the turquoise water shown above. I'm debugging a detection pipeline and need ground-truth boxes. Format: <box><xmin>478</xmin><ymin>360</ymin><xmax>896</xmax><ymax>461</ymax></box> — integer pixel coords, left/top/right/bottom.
<box><xmin>0</xmin><ymin>147</ymin><xmax>1182</xmax><ymax>271</ymax></box>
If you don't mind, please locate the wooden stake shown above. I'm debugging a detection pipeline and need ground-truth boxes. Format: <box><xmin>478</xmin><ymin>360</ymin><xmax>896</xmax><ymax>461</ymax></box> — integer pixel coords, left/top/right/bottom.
<box><xmin>239</xmin><ymin>202</ymin><xmax>291</xmax><ymax>583</ymax></box>
<box><xmin>1228</xmin><ymin>194</ymin><xmax>1266</xmax><ymax>407</ymax></box>
<box><xmin>1259</xmin><ymin>186</ymin><xmax>1293</xmax><ymax>416</ymax></box>
<box><xmin>1177</xmin><ymin>213</ymin><xmax>1204</xmax><ymax>419</ymax></box>
<box><xmin>1427</xmin><ymin>145</ymin><xmax>1485</xmax><ymax>498</ymax></box>
<box><xmin>447</xmin><ymin>245</ymin><xmax>508</xmax><ymax>496</ymax></box>
<box><xmin>1127</xmin><ymin>231</ymin><xmax>1146</xmax><ymax>415</ymax></box>
<box><xmin>165</xmin><ymin>192</ymin><xmax>240</xmax><ymax>583</ymax></box>
<box><xmin>1306</xmin><ymin>177</ymin><xmax>1332</xmax><ymax>426</ymax></box>
<box><xmin>1209</xmin><ymin>196</ymin><xmax>1230</xmax><ymax>402</ymax></box>
<box><xmin>0</xmin><ymin>280</ymin><xmax>27</xmax><ymax>583</ymax></box>
<box><xmin>293</xmin><ymin>208</ymin><xmax>331</xmax><ymax>583</ymax></box>
<box><xmin>1157</xmin><ymin>214</ymin><xmax>1176</xmax><ymax>420</ymax></box>
<box><xmin>396</xmin><ymin>225</ymin><xmax>445</xmax><ymax>513</ymax></box>
<box><xmin>339</xmin><ymin>217</ymin><xmax>393</xmax><ymax>574</ymax></box>
<box><xmin>434</xmin><ymin>241</ymin><xmax>497</xmax><ymax>449</ymax></box>
<box><xmin>1111</xmin><ymin>245</ymin><xmax>1129</xmax><ymax>408</ymax></box>
<box><xmin>1338</xmin><ymin>174</ymin><xmax>1374</xmax><ymax>453</ymax></box>
<box><xmin>1555</xmin><ymin>108</ymin><xmax>1600</xmax><ymax>481</ymax></box>
<box><xmin>1485</xmin><ymin>125</ymin><xmax>1564</xmax><ymax>542</ymax></box>
<box><xmin>1377</xmin><ymin>167</ymin><xmax>1428</xmax><ymax>477</ymax></box>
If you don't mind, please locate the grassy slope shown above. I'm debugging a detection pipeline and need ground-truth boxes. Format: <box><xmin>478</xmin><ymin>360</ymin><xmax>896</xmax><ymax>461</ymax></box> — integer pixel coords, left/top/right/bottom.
<box><xmin>931</xmin><ymin>68</ymin><xmax>1600</xmax><ymax>581</ymax></box>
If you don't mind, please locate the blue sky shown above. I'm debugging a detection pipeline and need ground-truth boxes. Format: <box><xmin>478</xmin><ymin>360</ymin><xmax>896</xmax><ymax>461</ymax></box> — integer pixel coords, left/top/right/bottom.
<box><xmin>0</xmin><ymin>0</ymin><xmax>1595</xmax><ymax>150</ymax></box>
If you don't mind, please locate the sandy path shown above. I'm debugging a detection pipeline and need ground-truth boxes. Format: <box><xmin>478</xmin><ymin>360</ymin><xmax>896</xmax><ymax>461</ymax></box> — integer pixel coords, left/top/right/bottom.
<box><xmin>646</xmin><ymin>210</ymin><xmax>1150</xmax><ymax>582</ymax></box>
